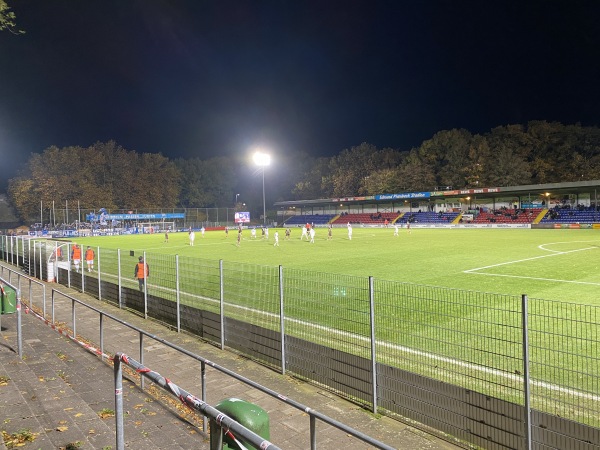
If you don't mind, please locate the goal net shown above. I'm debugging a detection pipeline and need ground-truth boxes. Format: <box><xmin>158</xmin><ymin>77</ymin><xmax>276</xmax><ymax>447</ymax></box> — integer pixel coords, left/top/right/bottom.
<box><xmin>137</xmin><ymin>222</ymin><xmax>175</xmax><ymax>233</ymax></box>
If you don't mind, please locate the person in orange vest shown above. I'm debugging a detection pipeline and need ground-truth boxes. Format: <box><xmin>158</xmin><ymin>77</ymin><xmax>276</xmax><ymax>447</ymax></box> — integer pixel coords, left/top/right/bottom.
<box><xmin>134</xmin><ymin>256</ymin><xmax>149</xmax><ymax>291</ymax></box>
<box><xmin>71</xmin><ymin>244</ymin><xmax>82</xmax><ymax>272</ymax></box>
<box><xmin>51</xmin><ymin>246</ymin><xmax>63</xmax><ymax>261</ymax></box>
<box><xmin>85</xmin><ymin>246</ymin><xmax>95</xmax><ymax>272</ymax></box>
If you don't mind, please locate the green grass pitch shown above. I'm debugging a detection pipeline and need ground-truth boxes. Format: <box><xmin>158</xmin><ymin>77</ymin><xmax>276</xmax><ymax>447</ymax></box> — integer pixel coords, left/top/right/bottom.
<box><xmin>65</xmin><ymin>227</ymin><xmax>600</xmax><ymax>424</ymax></box>
<box><xmin>73</xmin><ymin>227</ymin><xmax>600</xmax><ymax>305</ymax></box>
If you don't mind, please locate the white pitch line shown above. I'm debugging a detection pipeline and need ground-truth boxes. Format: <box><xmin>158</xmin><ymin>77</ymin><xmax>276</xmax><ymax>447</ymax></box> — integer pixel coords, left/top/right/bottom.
<box><xmin>466</xmin><ymin>272</ymin><xmax>600</xmax><ymax>286</ymax></box>
<box><xmin>463</xmin><ymin>247</ymin><xmax>595</xmax><ymax>273</ymax></box>
<box><xmin>538</xmin><ymin>240</ymin><xmax>600</xmax><ymax>253</ymax></box>
<box><xmin>207</xmin><ymin>294</ymin><xmax>600</xmax><ymax>401</ymax></box>
<box><xmin>538</xmin><ymin>245</ymin><xmax>564</xmax><ymax>253</ymax></box>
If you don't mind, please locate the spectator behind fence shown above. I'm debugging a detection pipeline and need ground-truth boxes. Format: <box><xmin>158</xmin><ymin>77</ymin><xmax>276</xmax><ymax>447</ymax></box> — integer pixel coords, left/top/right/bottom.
<box><xmin>134</xmin><ymin>256</ymin><xmax>149</xmax><ymax>291</ymax></box>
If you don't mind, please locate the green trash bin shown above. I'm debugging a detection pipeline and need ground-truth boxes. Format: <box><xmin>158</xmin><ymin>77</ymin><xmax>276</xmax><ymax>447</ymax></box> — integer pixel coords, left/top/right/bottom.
<box><xmin>1</xmin><ymin>285</ymin><xmax>17</xmax><ymax>315</ymax></box>
<box><xmin>210</xmin><ymin>398</ymin><xmax>270</xmax><ymax>450</ymax></box>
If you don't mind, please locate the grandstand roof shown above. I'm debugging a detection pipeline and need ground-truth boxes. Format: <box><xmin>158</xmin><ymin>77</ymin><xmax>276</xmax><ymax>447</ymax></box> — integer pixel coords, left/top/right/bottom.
<box><xmin>274</xmin><ymin>180</ymin><xmax>600</xmax><ymax>208</ymax></box>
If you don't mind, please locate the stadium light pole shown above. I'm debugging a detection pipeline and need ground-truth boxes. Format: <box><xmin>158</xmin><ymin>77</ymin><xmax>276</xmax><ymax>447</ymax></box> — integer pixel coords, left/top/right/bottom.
<box><xmin>253</xmin><ymin>151</ymin><xmax>271</xmax><ymax>226</ymax></box>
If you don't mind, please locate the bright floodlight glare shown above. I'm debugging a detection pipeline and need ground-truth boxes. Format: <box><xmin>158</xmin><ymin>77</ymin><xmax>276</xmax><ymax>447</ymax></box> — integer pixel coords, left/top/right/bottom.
<box><xmin>253</xmin><ymin>152</ymin><xmax>271</xmax><ymax>167</ymax></box>
<box><xmin>253</xmin><ymin>151</ymin><xmax>271</xmax><ymax>225</ymax></box>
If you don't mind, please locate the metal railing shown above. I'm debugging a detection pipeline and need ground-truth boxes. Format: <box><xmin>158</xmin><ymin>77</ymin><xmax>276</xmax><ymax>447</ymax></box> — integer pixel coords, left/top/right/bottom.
<box><xmin>113</xmin><ymin>353</ymin><xmax>280</xmax><ymax>450</ymax></box>
<box><xmin>48</xmin><ymin>287</ymin><xmax>395</xmax><ymax>450</ymax></box>
<box><xmin>3</xmin><ymin>235</ymin><xmax>600</xmax><ymax>449</ymax></box>
<box><xmin>1</xmin><ymin>262</ymin><xmax>396</xmax><ymax>449</ymax></box>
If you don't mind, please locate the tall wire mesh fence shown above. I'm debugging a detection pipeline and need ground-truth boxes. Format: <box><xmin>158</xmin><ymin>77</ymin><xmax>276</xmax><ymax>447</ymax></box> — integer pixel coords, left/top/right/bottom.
<box><xmin>375</xmin><ymin>280</ymin><xmax>525</xmax><ymax>404</ymax></box>
<box><xmin>2</xmin><ymin>235</ymin><xmax>599</xmax><ymax>431</ymax></box>
<box><xmin>283</xmin><ymin>268</ymin><xmax>371</xmax><ymax>354</ymax></box>
<box><xmin>527</xmin><ymin>297</ymin><xmax>600</xmax><ymax>427</ymax></box>
<box><xmin>222</xmin><ymin>261</ymin><xmax>280</xmax><ymax>329</ymax></box>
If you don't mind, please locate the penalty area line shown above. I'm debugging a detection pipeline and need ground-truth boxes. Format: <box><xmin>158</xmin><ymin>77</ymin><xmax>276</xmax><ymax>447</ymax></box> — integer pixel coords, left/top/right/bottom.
<box><xmin>463</xmin><ymin>246</ymin><xmax>596</xmax><ymax>274</ymax></box>
<box><xmin>466</xmin><ymin>272</ymin><xmax>600</xmax><ymax>286</ymax></box>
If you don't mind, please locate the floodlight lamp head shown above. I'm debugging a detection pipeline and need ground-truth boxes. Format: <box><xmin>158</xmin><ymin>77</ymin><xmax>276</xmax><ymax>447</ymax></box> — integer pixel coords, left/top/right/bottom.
<box><xmin>253</xmin><ymin>151</ymin><xmax>271</xmax><ymax>167</ymax></box>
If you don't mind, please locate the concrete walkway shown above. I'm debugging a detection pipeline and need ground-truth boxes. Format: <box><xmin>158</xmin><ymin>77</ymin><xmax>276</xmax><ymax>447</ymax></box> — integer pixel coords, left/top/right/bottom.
<box><xmin>0</xmin><ymin>265</ymin><xmax>466</xmax><ymax>449</ymax></box>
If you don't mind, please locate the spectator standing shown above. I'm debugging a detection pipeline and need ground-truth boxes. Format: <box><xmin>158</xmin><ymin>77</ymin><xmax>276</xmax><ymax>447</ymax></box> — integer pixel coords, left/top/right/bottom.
<box><xmin>134</xmin><ymin>256</ymin><xmax>149</xmax><ymax>291</ymax></box>
<box><xmin>85</xmin><ymin>246</ymin><xmax>95</xmax><ymax>272</ymax></box>
<box><xmin>71</xmin><ymin>244</ymin><xmax>82</xmax><ymax>272</ymax></box>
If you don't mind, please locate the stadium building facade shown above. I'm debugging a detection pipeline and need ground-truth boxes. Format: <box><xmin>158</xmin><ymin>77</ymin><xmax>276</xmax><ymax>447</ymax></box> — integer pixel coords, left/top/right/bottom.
<box><xmin>275</xmin><ymin>180</ymin><xmax>600</xmax><ymax>229</ymax></box>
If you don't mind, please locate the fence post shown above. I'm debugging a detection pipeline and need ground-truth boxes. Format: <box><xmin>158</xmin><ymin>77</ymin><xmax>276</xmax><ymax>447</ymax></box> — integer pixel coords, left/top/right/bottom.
<box><xmin>201</xmin><ymin>360</ymin><xmax>207</xmax><ymax>433</ymax></box>
<box><xmin>521</xmin><ymin>294</ymin><xmax>532</xmax><ymax>450</ymax></box>
<box><xmin>97</xmin><ymin>246</ymin><xmax>101</xmax><ymax>301</ymax></box>
<box><xmin>72</xmin><ymin>298</ymin><xmax>76</xmax><ymax>339</ymax></box>
<box><xmin>310</xmin><ymin>415</ymin><xmax>317</xmax><ymax>450</ymax></box>
<box><xmin>100</xmin><ymin>313</ymin><xmax>105</xmax><ymax>360</ymax></box>
<box><xmin>369</xmin><ymin>276</ymin><xmax>377</xmax><ymax>414</ymax></box>
<box><xmin>16</xmin><ymin>289</ymin><xmax>22</xmax><ymax>359</ymax></box>
<box><xmin>53</xmin><ymin>241</ymin><xmax>59</xmax><ymax>285</ymax></box>
<box><xmin>42</xmin><ymin>283</ymin><xmax>46</xmax><ymax>319</ymax></box>
<box><xmin>117</xmin><ymin>249</ymin><xmax>122</xmax><ymax>309</ymax></box>
<box><xmin>279</xmin><ymin>265</ymin><xmax>285</xmax><ymax>375</ymax></box>
<box><xmin>114</xmin><ymin>354</ymin><xmax>125</xmax><ymax>450</ymax></box>
<box><xmin>81</xmin><ymin>253</ymin><xmax>85</xmax><ymax>293</ymax></box>
<box><xmin>51</xmin><ymin>289</ymin><xmax>55</xmax><ymax>323</ymax></box>
<box><xmin>39</xmin><ymin>242</ymin><xmax>43</xmax><ymax>282</ymax></box>
<box><xmin>143</xmin><ymin>251</ymin><xmax>147</xmax><ymax>319</ymax></box>
<box><xmin>66</xmin><ymin>243</ymin><xmax>71</xmax><ymax>288</ymax></box>
<box><xmin>27</xmin><ymin>239</ymin><xmax>31</xmax><ymax>276</ymax></box>
<box><xmin>176</xmin><ymin>255</ymin><xmax>181</xmax><ymax>332</ymax></box>
<box><xmin>219</xmin><ymin>259</ymin><xmax>224</xmax><ymax>350</ymax></box>
<box><xmin>29</xmin><ymin>238</ymin><xmax>34</xmax><ymax>277</ymax></box>
<box><xmin>139</xmin><ymin>332</ymin><xmax>145</xmax><ymax>390</ymax></box>
<box><xmin>28</xmin><ymin>279</ymin><xmax>33</xmax><ymax>315</ymax></box>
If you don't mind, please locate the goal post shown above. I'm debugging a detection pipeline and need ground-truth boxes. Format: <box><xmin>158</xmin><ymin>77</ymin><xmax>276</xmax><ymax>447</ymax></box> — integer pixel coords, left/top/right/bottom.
<box><xmin>137</xmin><ymin>221</ymin><xmax>175</xmax><ymax>233</ymax></box>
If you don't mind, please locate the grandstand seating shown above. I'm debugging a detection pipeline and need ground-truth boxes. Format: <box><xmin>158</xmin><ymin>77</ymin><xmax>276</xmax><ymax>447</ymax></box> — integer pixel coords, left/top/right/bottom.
<box><xmin>539</xmin><ymin>208</ymin><xmax>600</xmax><ymax>223</ymax></box>
<box><xmin>397</xmin><ymin>211</ymin><xmax>460</xmax><ymax>224</ymax></box>
<box><xmin>470</xmin><ymin>208</ymin><xmax>541</xmax><ymax>224</ymax></box>
<box><xmin>282</xmin><ymin>207</ymin><xmax>600</xmax><ymax>227</ymax></box>
<box><xmin>331</xmin><ymin>212</ymin><xmax>400</xmax><ymax>225</ymax></box>
<box><xmin>284</xmin><ymin>214</ymin><xmax>336</xmax><ymax>226</ymax></box>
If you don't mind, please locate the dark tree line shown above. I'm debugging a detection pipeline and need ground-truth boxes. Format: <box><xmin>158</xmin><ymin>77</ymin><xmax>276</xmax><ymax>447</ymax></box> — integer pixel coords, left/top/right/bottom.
<box><xmin>8</xmin><ymin>121</ymin><xmax>600</xmax><ymax>223</ymax></box>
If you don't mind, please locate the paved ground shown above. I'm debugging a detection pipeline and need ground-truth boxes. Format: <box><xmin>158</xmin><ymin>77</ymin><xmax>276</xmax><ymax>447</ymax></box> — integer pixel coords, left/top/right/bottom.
<box><xmin>0</xmin><ymin>265</ymin><xmax>467</xmax><ymax>449</ymax></box>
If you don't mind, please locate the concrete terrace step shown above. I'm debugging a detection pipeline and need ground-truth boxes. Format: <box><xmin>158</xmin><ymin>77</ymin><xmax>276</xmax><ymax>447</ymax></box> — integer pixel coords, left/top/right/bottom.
<box><xmin>0</xmin><ymin>316</ymin><xmax>208</xmax><ymax>450</ymax></box>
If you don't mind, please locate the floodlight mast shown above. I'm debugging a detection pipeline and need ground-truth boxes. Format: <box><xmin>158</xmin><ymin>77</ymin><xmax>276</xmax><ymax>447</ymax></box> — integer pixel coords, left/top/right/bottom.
<box><xmin>253</xmin><ymin>152</ymin><xmax>271</xmax><ymax>225</ymax></box>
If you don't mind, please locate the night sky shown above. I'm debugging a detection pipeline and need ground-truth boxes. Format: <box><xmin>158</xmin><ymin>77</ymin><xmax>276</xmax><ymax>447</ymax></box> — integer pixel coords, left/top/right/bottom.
<box><xmin>1</xmin><ymin>0</ymin><xmax>599</xmax><ymax>189</ymax></box>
